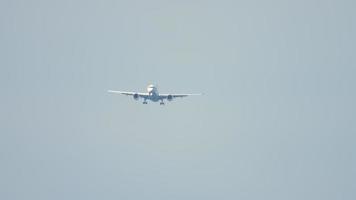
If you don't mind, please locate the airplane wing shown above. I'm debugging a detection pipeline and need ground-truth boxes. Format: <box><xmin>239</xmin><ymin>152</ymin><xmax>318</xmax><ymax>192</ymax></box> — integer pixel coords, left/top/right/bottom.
<box><xmin>159</xmin><ymin>93</ymin><xmax>203</xmax><ymax>99</ymax></box>
<box><xmin>107</xmin><ymin>90</ymin><xmax>148</xmax><ymax>98</ymax></box>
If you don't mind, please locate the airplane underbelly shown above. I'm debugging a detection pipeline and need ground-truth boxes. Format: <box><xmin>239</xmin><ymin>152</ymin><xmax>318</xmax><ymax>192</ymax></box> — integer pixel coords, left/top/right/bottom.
<box><xmin>149</xmin><ymin>94</ymin><xmax>160</xmax><ymax>102</ymax></box>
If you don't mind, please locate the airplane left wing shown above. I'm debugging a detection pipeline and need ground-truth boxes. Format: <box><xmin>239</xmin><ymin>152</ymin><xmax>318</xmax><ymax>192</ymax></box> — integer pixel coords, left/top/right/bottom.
<box><xmin>159</xmin><ymin>93</ymin><xmax>203</xmax><ymax>99</ymax></box>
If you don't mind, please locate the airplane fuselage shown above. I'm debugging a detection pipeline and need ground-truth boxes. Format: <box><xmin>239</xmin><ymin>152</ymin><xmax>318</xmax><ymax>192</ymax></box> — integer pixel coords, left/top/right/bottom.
<box><xmin>146</xmin><ymin>85</ymin><xmax>160</xmax><ymax>102</ymax></box>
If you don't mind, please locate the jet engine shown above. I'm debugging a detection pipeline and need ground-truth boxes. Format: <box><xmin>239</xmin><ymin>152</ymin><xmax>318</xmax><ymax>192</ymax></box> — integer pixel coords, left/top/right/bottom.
<box><xmin>133</xmin><ymin>93</ymin><xmax>139</xmax><ymax>100</ymax></box>
<box><xmin>167</xmin><ymin>95</ymin><xmax>173</xmax><ymax>101</ymax></box>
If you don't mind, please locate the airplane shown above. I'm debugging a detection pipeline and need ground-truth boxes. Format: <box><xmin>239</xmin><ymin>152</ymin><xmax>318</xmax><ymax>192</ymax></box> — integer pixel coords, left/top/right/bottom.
<box><xmin>108</xmin><ymin>84</ymin><xmax>202</xmax><ymax>105</ymax></box>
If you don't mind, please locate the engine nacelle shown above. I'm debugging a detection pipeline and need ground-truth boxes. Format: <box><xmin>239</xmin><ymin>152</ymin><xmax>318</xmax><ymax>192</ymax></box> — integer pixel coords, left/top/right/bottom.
<box><xmin>167</xmin><ymin>95</ymin><xmax>173</xmax><ymax>101</ymax></box>
<box><xmin>133</xmin><ymin>93</ymin><xmax>139</xmax><ymax>100</ymax></box>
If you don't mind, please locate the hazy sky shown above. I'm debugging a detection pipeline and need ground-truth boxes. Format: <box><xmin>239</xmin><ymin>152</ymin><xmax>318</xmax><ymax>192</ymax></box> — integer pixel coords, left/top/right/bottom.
<box><xmin>1</xmin><ymin>0</ymin><xmax>355</xmax><ymax>199</ymax></box>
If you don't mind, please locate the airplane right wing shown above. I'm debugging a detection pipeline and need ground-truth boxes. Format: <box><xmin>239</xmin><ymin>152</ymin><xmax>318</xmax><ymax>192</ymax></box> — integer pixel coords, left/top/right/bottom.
<box><xmin>107</xmin><ymin>90</ymin><xmax>148</xmax><ymax>98</ymax></box>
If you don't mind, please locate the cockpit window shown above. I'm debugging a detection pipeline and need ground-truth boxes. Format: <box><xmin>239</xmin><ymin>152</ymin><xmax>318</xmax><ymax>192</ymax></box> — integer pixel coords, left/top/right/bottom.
<box><xmin>148</xmin><ymin>84</ymin><xmax>156</xmax><ymax>88</ymax></box>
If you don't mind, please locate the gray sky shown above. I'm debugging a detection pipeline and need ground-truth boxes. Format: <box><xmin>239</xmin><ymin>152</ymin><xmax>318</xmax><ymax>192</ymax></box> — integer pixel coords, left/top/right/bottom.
<box><xmin>1</xmin><ymin>0</ymin><xmax>355</xmax><ymax>199</ymax></box>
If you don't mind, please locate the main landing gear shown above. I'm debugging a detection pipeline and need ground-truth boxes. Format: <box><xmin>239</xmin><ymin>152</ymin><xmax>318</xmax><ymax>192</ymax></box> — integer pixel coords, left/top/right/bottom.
<box><xmin>143</xmin><ymin>101</ymin><xmax>148</xmax><ymax>104</ymax></box>
<box><xmin>160</xmin><ymin>100</ymin><xmax>165</xmax><ymax>105</ymax></box>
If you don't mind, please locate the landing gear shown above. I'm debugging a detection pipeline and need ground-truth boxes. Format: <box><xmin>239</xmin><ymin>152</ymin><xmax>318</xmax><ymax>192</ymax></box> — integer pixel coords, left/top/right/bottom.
<box><xmin>160</xmin><ymin>100</ymin><xmax>165</xmax><ymax>105</ymax></box>
<box><xmin>143</xmin><ymin>101</ymin><xmax>148</xmax><ymax>104</ymax></box>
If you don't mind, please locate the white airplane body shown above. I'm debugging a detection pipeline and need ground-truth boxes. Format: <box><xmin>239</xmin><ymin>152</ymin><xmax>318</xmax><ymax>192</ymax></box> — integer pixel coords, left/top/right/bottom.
<box><xmin>108</xmin><ymin>84</ymin><xmax>202</xmax><ymax>105</ymax></box>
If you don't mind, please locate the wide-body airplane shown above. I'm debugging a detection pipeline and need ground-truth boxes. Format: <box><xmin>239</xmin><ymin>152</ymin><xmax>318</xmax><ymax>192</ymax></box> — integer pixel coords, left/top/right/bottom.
<box><xmin>108</xmin><ymin>84</ymin><xmax>202</xmax><ymax>105</ymax></box>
